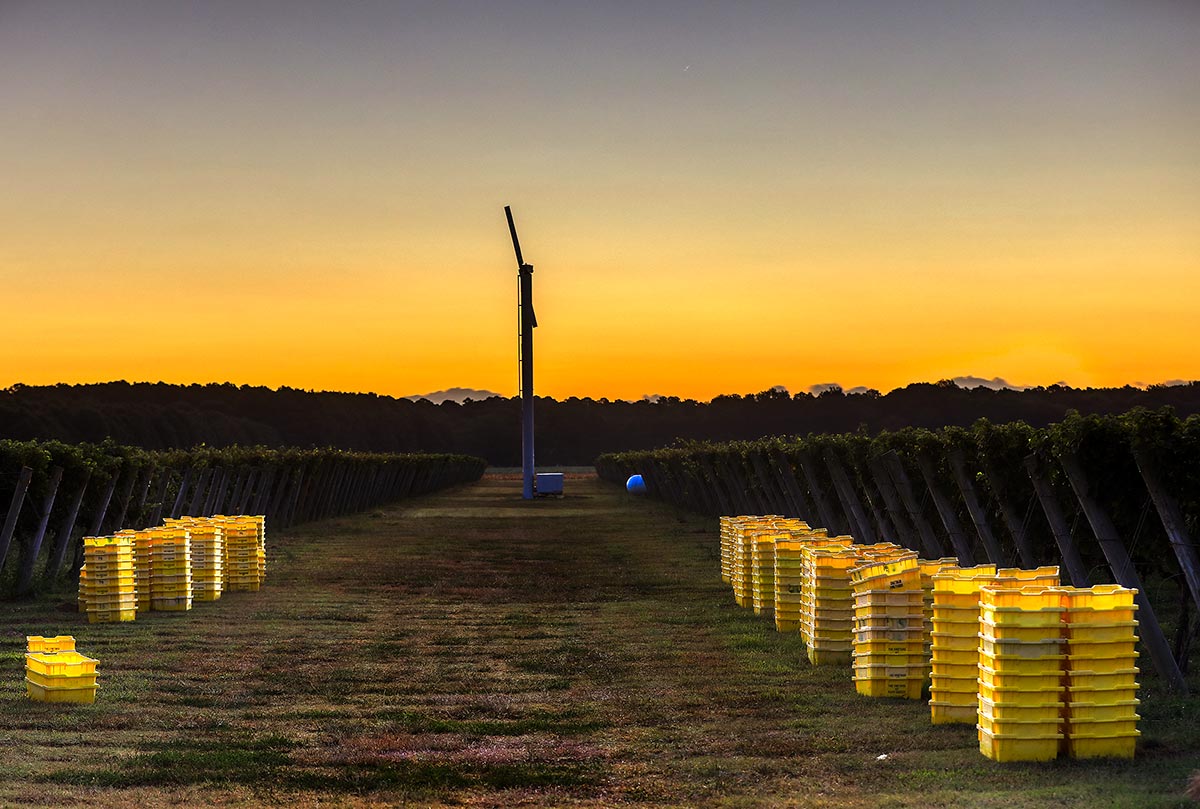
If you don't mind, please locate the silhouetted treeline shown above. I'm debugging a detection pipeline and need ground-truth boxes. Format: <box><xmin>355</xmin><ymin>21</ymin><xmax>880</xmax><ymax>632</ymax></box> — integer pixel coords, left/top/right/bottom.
<box><xmin>3</xmin><ymin>380</ymin><xmax>1200</xmax><ymax>465</ymax></box>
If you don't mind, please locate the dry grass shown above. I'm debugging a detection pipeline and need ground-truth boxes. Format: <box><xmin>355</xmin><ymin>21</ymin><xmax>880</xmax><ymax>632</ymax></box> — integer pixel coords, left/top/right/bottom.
<box><xmin>1</xmin><ymin>475</ymin><xmax>1197</xmax><ymax>807</ymax></box>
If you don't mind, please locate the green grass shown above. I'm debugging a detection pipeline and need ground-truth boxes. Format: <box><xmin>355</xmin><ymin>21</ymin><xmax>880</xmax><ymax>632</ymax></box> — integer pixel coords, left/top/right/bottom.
<box><xmin>1</xmin><ymin>475</ymin><xmax>1197</xmax><ymax>807</ymax></box>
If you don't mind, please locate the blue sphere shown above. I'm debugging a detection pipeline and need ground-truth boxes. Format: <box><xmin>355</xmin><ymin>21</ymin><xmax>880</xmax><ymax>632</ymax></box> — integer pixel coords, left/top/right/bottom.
<box><xmin>626</xmin><ymin>474</ymin><xmax>647</xmax><ymax>494</ymax></box>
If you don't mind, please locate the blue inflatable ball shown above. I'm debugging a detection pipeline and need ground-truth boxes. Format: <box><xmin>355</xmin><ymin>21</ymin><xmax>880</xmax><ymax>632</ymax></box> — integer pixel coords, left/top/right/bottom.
<box><xmin>626</xmin><ymin>474</ymin><xmax>647</xmax><ymax>494</ymax></box>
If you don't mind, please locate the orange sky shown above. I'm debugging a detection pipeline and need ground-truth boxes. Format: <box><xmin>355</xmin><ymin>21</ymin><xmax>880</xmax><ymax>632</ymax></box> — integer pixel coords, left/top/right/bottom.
<box><xmin>1</xmin><ymin>3</ymin><xmax>1197</xmax><ymax>401</ymax></box>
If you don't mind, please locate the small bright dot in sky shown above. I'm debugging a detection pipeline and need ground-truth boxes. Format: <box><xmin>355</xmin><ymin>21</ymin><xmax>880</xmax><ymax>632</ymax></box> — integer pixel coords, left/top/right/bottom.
<box><xmin>683</xmin><ymin>64</ymin><xmax>690</xmax><ymax>71</ymax></box>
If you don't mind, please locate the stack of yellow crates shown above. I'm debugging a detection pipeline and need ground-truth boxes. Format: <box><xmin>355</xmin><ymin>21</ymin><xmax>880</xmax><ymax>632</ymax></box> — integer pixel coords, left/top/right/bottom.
<box><xmin>929</xmin><ymin>567</ymin><xmax>999</xmax><ymax>723</ymax></box>
<box><xmin>928</xmin><ymin>566</ymin><xmax>1058</xmax><ymax>724</ymax></box>
<box><xmin>976</xmin><ymin>585</ymin><xmax>1065</xmax><ymax>762</ymax></box>
<box><xmin>801</xmin><ymin>546</ymin><xmax>862</xmax><ymax>664</ymax></box>
<box><xmin>1060</xmin><ymin>585</ymin><xmax>1140</xmax><ymax>759</ymax></box>
<box><xmin>181</xmin><ymin>518</ymin><xmax>225</xmax><ymax>602</ymax></box>
<box><xmin>750</xmin><ymin>532</ymin><xmax>779</xmax><ymax>616</ymax></box>
<box><xmin>774</xmin><ymin>529</ymin><xmax>843</xmax><ymax>633</ymax></box>
<box><xmin>125</xmin><ymin>529</ymin><xmax>154</xmax><ymax>614</ymax></box>
<box><xmin>25</xmin><ymin>636</ymin><xmax>99</xmax><ymax>704</ymax></box>
<box><xmin>149</xmin><ymin>525</ymin><xmax>193</xmax><ymax>611</ymax></box>
<box><xmin>80</xmin><ymin>536</ymin><xmax>136</xmax><ymax>623</ymax></box>
<box><xmin>223</xmin><ymin>516</ymin><xmax>266</xmax><ymax>591</ymax></box>
<box><xmin>719</xmin><ymin>517</ymin><xmax>735</xmax><ymax>584</ymax></box>
<box><xmin>918</xmin><ymin>558</ymin><xmax>961</xmax><ymax>670</ymax></box>
<box><xmin>850</xmin><ymin>555</ymin><xmax>926</xmax><ymax>698</ymax></box>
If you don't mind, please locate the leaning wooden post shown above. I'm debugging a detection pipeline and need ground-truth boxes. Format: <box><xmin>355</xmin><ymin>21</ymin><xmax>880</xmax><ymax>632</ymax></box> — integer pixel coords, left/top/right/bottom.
<box><xmin>699</xmin><ymin>456</ymin><xmax>736</xmax><ymax>516</ymax></box>
<box><xmin>883</xmin><ymin>453</ymin><xmax>946</xmax><ymax>558</ymax></box>
<box><xmin>867</xmin><ymin>457</ymin><xmax>918</xmax><ymax>550</ymax></box>
<box><xmin>1059</xmin><ymin>450</ymin><xmax>1189</xmax><ymax>694</ymax></box>
<box><xmin>1131</xmin><ymin>447</ymin><xmax>1200</xmax><ymax>613</ymax></box>
<box><xmin>770</xmin><ymin>450</ymin><xmax>815</xmax><ymax>521</ymax></box>
<box><xmin>87</xmin><ymin>472</ymin><xmax>119</xmax><ymax>536</ymax></box>
<box><xmin>170</xmin><ymin>467</ymin><xmax>195</xmax><ymax>519</ymax></box>
<box><xmin>131</xmin><ymin>467</ymin><xmax>155</xmax><ymax>524</ymax></box>
<box><xmin>187</xmin><ymin>468</ymin><xmax>213</xmax><ymax>516</ymax></box>
<box><xmin>981</xmin><ymin>459</ymin><xmax>1038</xmax><ymax>568</ymax></box>
<box><xmin>47</xmin><ymin>469</ymin><xmax>90</xmax><ymax>579</ymax></box>
<box><xmin>1022</xmin><ymin>453</ymin><xmax>1089</xmax><ymax>587</ymax></box>
<box><xmin>916</xmin><ymin>454</ymin><xmax>975</xmax><ymax>564</ymax></box>
<box><xmin>948</xmin><ymin>449</ymin><xmax>1007</xmax><ymax>565</ymax></box>
<box><xmin>749</xmin><ymin>453</ymin><xmax>789</xmax><ymax>515</ymax></box>
<box><xmin>826</xmin><ymin>452</ymin><xmax>878</xmax><ymax>544</ymax></box>
<box><xmin>17</xmin><ymin>465</ymin><xmax>64</xmax><ymax>594</ymax></box>
<box><xmin>0</xmin><ymin>466</ymin><xmax>35</xmax><ymax>574</ymax></box>
<box><xmin>109</xmin><ymin>467</ymin><xmax>139</xmax><ymax>534</ymax></box>
<box><xmin>857</xmin><ymin>471</ymin><xmax>898</xmax><ymax>545</ymax></box>
<box><xmin>797</xmin><ymin>452</ymin><xmax>844</xmax><ymax>534</ymax></box>
<box><xmin>145</xmin><ymin>471</ymin><xmax>171</xmax><ymax>528</ymax></box>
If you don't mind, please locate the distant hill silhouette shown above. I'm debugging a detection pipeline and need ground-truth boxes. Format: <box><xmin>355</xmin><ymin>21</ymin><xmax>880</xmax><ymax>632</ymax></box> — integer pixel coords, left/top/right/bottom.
<box><xmin>2</xmin><ymin>379</ymin><xmax>1199</xmax><ymax>465</ymax></box>
<box><xmin>404</xmin><ymin>387</ymin><xmax>502</xmax><ymax>404</ymax></box>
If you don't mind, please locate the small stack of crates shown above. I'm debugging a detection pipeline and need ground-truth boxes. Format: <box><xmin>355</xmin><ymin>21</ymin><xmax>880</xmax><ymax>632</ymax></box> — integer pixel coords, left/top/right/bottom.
<box><xmin>976</xmin><ymin>585</ymin><xmax>1065</xmax><ymax>762</ymax></box>
<box><xmin>80</xmin><ymin>536</ymin><xmax>136</xmax><ymax>623</ymax></box>
<box><xmin>181</xmin><ymin>518</ymin><xmax>225</xmax><ymax>602</ymax></box>
<box><xmin>1060</xmin><ymin>585</ymin><xmax>1140</xmax><ymax>759</ymax></box>
<box><xmin>928</xmin><ymin>566</ymin><xmax>1058</xmax><ymax>724</ymax></box>
<box><xmin>25</xmin><ymin>636</ymin><xmax>99</xmax><ymax>704</ymax></box>
<box><xmin>750</xmin><ymin>532</ymin><xmax>779</xmax><ymax>616</ymax></box>
<box><xmin>223</xmin><ymin>516</ymin><xmax>266</xmax><ymax>592</ymax></box>
<box><xmin>149</xmin><ymin>525</ymin><xmax>193</xmax><ymax>611</ymax></box>
<box><xmin>801</xmin><ymin>546</ymin><xmax>861</xmax><ymax>664</ymax></box>
<box><xmin>850</xmin><ymin>555</ymin><xmax>925</xmax><ymax>698</ymax></box>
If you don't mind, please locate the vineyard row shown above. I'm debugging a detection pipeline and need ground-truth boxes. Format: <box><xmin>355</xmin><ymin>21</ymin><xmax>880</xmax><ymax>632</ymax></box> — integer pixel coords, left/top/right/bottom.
<box><xmin>0</xmin><ymin>442</ymin><xmax>487</xmax><ymax>599</ymax></box>
<box><xmin>596</xmin><ymin>407</ymin><xmax>1200</xmax><ymax>694</ymax></box>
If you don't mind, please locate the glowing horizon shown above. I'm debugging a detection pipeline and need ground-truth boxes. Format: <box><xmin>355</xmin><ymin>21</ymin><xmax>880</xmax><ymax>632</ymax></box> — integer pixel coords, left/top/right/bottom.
<box><xmin>2</xmin><ymin>3</ymin><xmax>1197</xmax><ymax>403</ymax></box>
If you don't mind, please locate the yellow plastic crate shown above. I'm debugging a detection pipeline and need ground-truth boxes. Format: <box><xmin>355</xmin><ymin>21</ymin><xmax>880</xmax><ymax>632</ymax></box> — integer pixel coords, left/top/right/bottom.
<box><xmin>1065</xmin><ymin>716</ymin><xmax>1139</xmax><ymax>736</ymax></box>
<box><xmin>807</xmin><ymin>647</ymin><xmax>853</xmax><ymax>665</ymax></box>
<box><xmin>1066</xmin><ymin>700</ymin><xmax>1139</xmax><ymax>722</ymax></box>
<box><xmin>855</xmin><ymin>605</ymin><xmax>924</xmax><ymax>622</ymax></box>
<box><xmin>1066</xmin><ymin>655</ymin><xmax>1139</xmax><ymax>675</ymax></box>
<box><xmin>994</xmin><ymin>566</ymin><xmax>1060</xmax><ymax>582</ymax></box>
<box><xmin>931</xmin><ymin>700</ymin><xmax>978</xmax><ymax>724</ymax></box>
<box><xmin>930</xmin><ymin>676</ymin><xmax>979</xmax><ymax>694</ymax></box>
<box><xmin>979</xmin><ymin>696</ymin><xmax>1063</xmax><ymax>722</ymax></box>
<box><xmin>1065</xmin><ymin>685</ymin><xmax>1139</xmax><ymax>705</ymax></box>
<box><xmin>1056</xmin><ymin>584</ymin><xmax>1136</xmax><ymax>611</ymax></box>
<box><xmin>977</xmin><ymin>680</ymin><xmax>1062</xmax><ymax>706</ymax></box>
<box><xmin>978</xmin><ymin>664</ymin><xmax>1063</xmax><ymax>691</ymax></box>
<box><xmin>980</xmin><ymin>586</ymin><xmax>1060</xmax><ymax>609</ymax></box>
<box><xmin>25</xmin><ymin>652</ymin><xmax>97</xmax><ymax>677</ymax></box>
<box><xmin>26</xmin><ymin>668</ymin><xmax>98</xmax><ymax>689</ymax></box>
<box><xmin>1064</xmin><ymin>730</ymin><xmax>1138</xmax><ymax>759</ymax></box>
<box><xmin>855</xmin><ymin>676</ymin><xmax>924</xmax><ymax>699</ymax></box>
<box><xmin>857</xmin><ymin>626</ymin><xmax>925</xmax><ymax>644</ymax></box>
<box><xmin>1064</xmin><ymin>621</ymin><xmax>1138</xmax><ymax>642</ymax></box>
<box><xmin>931</xmin><ymin>632</ymin><xmax>982</xmax><ymax>652</ymax></box>
<box><xmin>931</xmin><ymin>660</ymin><xmax>978</xmax><ymax>680</ymax></box>
<box><xmin>1064</xmin><ymin>669</ymin><xmax>1139</xmax><ymax>690</ymax></box>
<box><xmin>26</xmin><ymin>636</ymin><xmax>75</xmax><ymax>654</ymax></box>
<box><xmin>931</xmin><ymin>646</ymin><xmax>978</xmax><ymax>666</ymax></box>
<box><xmin>1065</xmin><ymin>640</ymin><xmax>1137</xmax><ymax>658</ymax></box>
<box><xmin>977</xmin><ymin>652</ymin><xmax>1064</xmax><ymax>675</ymax></box>
<box><xmin>978</xmin><ymin>619</ymin><xmax>1063</xmax><ymax>643</ymax></box>
<box><xmin>979</xmin><ymin>606</ymin><xmax>1062</xmax><ymax>628</ymax></box>
<box><xmin>25</xmin><ymin>678</ymin><xmax>97</xmax><ymax>704</ymax></box>
<box><xmin>977</xmin><ymin>726</ymin><xmax>1061</xmax><ymax>762</ymax></box>
<box><xmin>87</xmin><ymin>608</ymin><xmax>137</xmax><ymax>624</ymax></box>
<box><xmin>932</xmin><ymin>605</ymin><xmax>980</xmax><ymax>622</ymax></box>
<box><xmin>854</xmin><ymin>590</ymin><xmax>924</xmax><ymax>608</ymax></box>
<box><xmin>977</xmin><ymin>713</ymin><xmax>1061</xmax><ymax>737</ymax></box>
<box><xmin>854</xmin><ymin>662</ymin><xmax>926</xmax><ymax>681</ymax></box>
<box><xmin>151</xmin><ymin>597</ymin><xmax>193</xmax><ymax>611</ymax></box>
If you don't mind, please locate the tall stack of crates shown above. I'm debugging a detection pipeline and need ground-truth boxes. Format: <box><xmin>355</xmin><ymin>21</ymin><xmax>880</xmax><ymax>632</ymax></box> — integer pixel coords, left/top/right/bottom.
<box><xmin>149</xmin><ymin>525</ymin><xmax>193</xmax><ymax>611</ymax></box>
<box><xmin>181</xmin><ymin>518</ymin><xmax>225</xmax><ymax>601</ymax></box>
<box><xmin>1060</xmin><ymin>585</ymin><xmax>1140</xmax><ymax>759</ymax></box>
<box><xmin>25</xmin><ymin>637</ymin><xmax>99</xmax><ymax>704</ymax></box>
<box><xmin>126</xmin><ymin>529</ymin><xmax>154</xmax><ymax>613</ymax></box>
<box><xmin>223</xmin><ymin>516</ymin><xmax>266</xmax><ymax>591</ymax></box>
<box><xmin>774</xmin><ymin>530</ymin><xmax>840</xmax><ymax>633</ymax></box>
<box><xmin>801</xmin><ymin>546</ymin><xmax>861</xmax><ymax>664</ymax></box>
<box><xmin>751</xmin><ymin>532</ymin><xmax>783</xmax><ymax>616</ymax></box>
<box><xmin>928</xmin><ymin>566</ymin><xmax>1058</xmax><ymax>724</ymax></box>
<box><xmin>80</xmin><ymin>536</ymin><xmax>136</xmax><ymax>623</ymax></box>
<box><xmin>850</xmin><ymin>555</ymin><xmax>925</xmax><ymax>698</ymax></box>
<box><xmin>976</xmin><ymin>585</ymin><xmax>1065</xmax><ymax>762</ymax></box>
<box><xmin>918</xmin><ymin>558</ymin><xmax>961</xmax><ymax>668</ymax></box>
<box><xmin>719</xmin><ymin>517</ymin><xmax>735</xmax><ymax>583</ymax></box>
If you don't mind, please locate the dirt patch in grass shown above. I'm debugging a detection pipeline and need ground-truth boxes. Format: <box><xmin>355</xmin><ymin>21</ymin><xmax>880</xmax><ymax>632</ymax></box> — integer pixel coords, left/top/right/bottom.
<box><xmin>2</xmin><ymin>475</ymin><xmax>1198</xmax><ymax>807</ymax></box>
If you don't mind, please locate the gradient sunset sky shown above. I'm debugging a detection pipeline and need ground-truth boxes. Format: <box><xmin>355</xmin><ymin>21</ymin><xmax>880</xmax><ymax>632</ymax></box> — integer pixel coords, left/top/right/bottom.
<box><xmin>2</xmin><ymin>1</ymin><xmax>1197</xmax><ymax>401</ymax></box>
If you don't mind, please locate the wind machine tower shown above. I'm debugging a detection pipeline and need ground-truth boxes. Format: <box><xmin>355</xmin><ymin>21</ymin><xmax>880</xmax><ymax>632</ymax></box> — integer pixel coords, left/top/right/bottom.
<box><xmin>504</xmin><ymin>206</ymin><xmax>537</xmax><ymax>500</ymax></box>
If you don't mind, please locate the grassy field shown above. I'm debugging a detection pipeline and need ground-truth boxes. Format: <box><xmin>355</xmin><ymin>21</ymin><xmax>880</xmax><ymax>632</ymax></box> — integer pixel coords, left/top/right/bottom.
<box><xmin>1</xmin><ymin>474</ymin><xmax>1197</xmax><ymax>807</ymax></box>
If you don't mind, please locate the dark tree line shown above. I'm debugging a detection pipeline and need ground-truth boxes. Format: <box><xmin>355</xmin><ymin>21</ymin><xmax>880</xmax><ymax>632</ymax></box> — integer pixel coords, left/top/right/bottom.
<box><xmin>4</xmin><ymin>380</ymin><xmax>1200</xmax><ymax>465</ymax></box>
